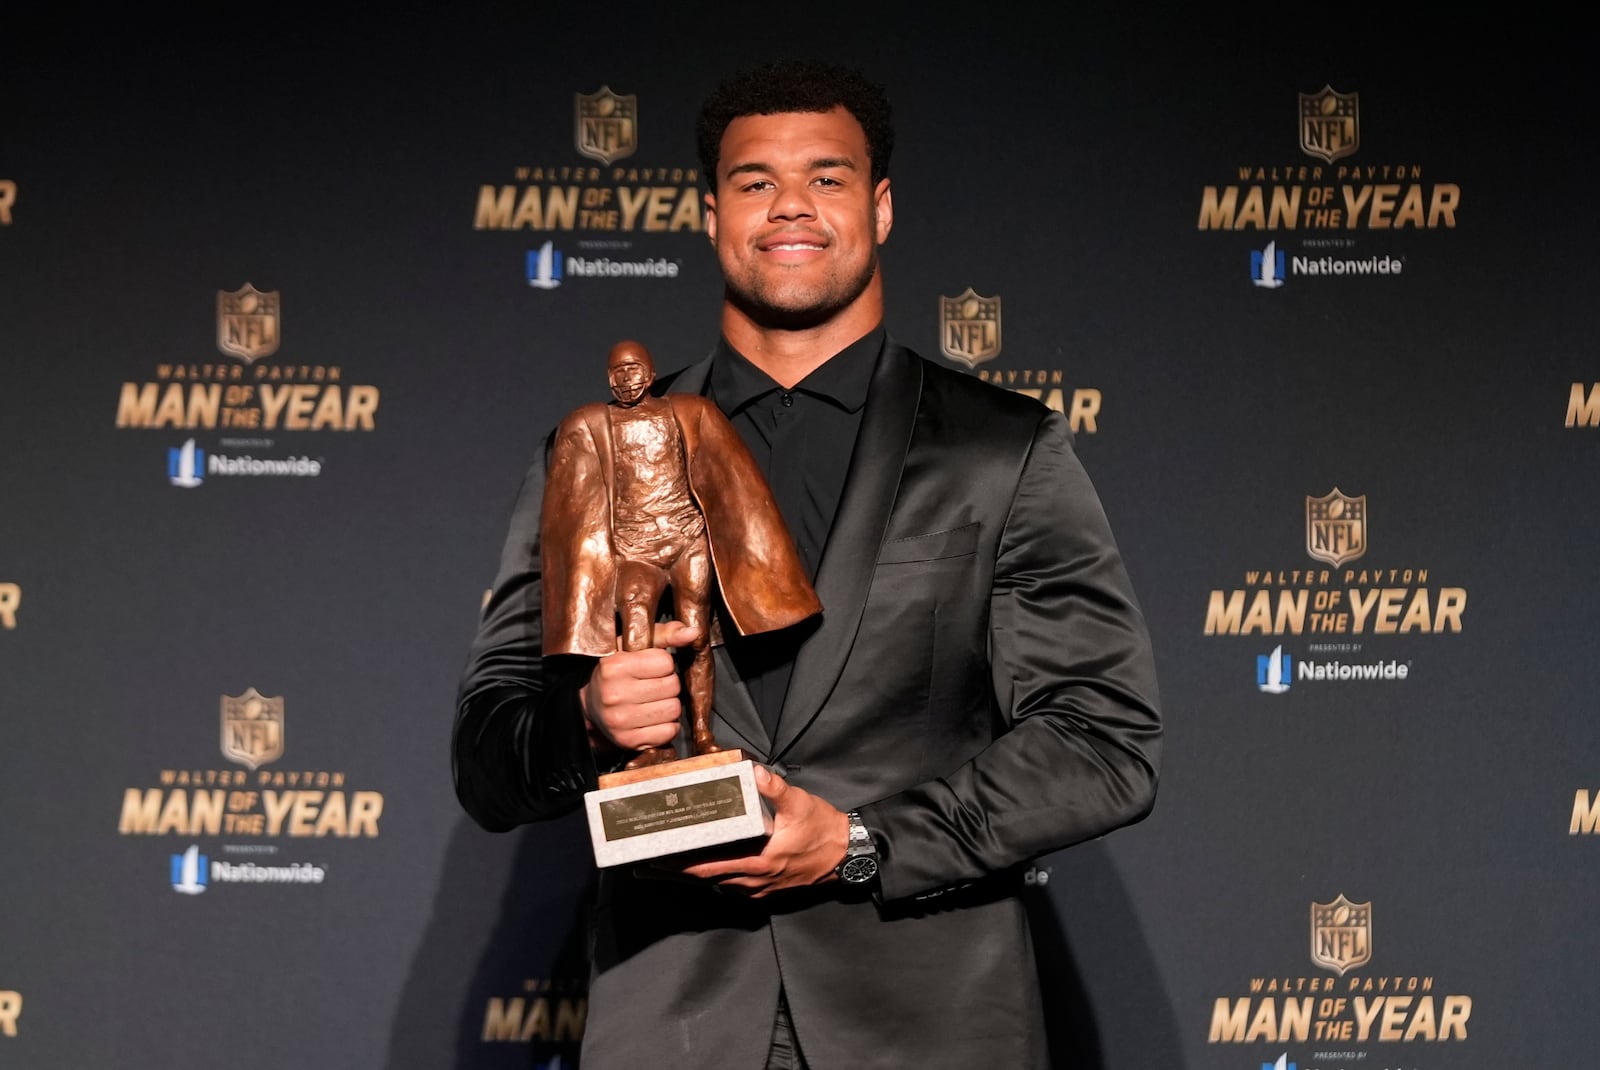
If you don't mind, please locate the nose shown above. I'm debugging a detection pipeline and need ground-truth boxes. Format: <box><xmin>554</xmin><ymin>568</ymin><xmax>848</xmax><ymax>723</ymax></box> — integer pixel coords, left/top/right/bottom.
<box><xmin>767</xmin><ymin>178</ymin><xmax>816</xmax><ymax>222</ymax></box>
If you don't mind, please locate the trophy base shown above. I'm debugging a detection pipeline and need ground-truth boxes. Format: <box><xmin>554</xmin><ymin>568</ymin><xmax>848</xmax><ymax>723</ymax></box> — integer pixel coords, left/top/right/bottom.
<box><xmin>584</xmin><ymin>749</ymin><xmax>771</xmax><ymax>868</ymax></box>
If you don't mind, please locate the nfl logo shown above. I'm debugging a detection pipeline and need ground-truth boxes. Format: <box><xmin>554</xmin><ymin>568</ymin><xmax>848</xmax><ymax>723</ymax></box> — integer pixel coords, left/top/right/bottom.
<box><xmin>216</xmin><ymin>283</ymin><xmax>280</xmax><ymax>363</ymax></box>
<box><xmin>1299</xmin><ymin>85</ymin><xmax>1359</xmax><ymax>164</ymax></box>
<box><xmin>576</xmin><ymin>86</ymin><xmax>638</xmax><ymax>165</ymax></box>
<box><xmin>1305</xmin><ymin>488</ymin><xmax>1366</xmax><ymax>568</ymax></box>
<box><xmin>221</xmin><ymin>687</ymin><xmax>285</xmax><ymax>770</ymax></box>
<box><xmin>939</xmin><ymin>288</ymin><xmax>1002</xmax><ymax>368</ymax></box>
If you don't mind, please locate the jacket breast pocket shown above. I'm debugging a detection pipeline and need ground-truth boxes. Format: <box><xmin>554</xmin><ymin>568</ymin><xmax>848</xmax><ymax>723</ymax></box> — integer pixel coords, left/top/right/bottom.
<box><xmin>875</xmin><ymin>521</ymin><xmax>980</xmax><ymax>565</ymax></box>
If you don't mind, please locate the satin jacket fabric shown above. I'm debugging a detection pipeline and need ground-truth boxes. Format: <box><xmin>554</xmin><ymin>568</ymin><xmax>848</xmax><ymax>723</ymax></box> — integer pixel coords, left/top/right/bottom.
<box><xmin>453</xmin><ymin>340</ymin><xmax>1162</xmax><ymax>1069</ymax></box>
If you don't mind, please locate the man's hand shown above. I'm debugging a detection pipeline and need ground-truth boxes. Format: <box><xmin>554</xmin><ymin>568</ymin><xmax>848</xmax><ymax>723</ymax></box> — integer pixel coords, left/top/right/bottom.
<box><xmin>580</xmin><ymin>621</ymin><xmax>697</xmax><ymax>754</ymax></box>
<box><xmin>679</xmin><ymin>765</ymin><xmax>849</xmax><ymax>897</ymax></box>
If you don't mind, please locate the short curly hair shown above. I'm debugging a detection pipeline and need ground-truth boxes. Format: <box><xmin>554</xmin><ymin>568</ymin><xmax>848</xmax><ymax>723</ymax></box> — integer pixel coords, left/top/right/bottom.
<box><xmin>696</xmin><ymin>59</ymin><xmax>894</xmax><ymax>189</ymax></box>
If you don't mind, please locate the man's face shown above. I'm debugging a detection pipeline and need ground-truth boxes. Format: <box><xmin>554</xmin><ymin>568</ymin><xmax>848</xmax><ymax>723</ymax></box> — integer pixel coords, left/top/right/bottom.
<box><xmin>704</xmin><ymin>107</ymin><xmax>893</xmax><ymax>327</ymax></box>
<box><xmin>608</xmin><ymin>357</ymin><xmax>651</xmax><ymax>405</ymax></box>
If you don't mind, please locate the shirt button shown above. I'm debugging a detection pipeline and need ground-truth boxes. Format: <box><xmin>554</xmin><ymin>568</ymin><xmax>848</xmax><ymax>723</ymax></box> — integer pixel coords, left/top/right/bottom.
<box><xmin>780</xmin><ymin>392</ymin><xmax>794</xmax><ymax>407</ymax></box>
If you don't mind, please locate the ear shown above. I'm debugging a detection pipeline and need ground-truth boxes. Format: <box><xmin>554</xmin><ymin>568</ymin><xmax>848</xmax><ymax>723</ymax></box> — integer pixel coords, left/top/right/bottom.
<box><xmin>704</xmin><ymin>191</ymin><xmax>718</xmax><ymax>245</ymax></box>
<box><xmin>873</xmin><ymin>179</ymin><xmax>893</xmax><ymax>244</ymax></box>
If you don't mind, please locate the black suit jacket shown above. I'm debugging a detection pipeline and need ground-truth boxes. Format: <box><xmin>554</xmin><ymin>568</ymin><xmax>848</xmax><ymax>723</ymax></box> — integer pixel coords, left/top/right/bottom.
<box><xmin>453</xmin><ymin>340</ymin><xmax>1162</xmax><ymax>1069</ymax></box>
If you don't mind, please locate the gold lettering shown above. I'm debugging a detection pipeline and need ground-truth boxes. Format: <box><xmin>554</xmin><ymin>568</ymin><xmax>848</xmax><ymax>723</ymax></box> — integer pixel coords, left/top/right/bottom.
<box><xmin>0</xmin><ymin>179</ymin><xmax>15</xmax><ymax>225</ymax></box>
<box><xmin>1571</xmin><ymin>789</ymin><xmax>1600</xmax><ymax>834</ymax></box>
<box><xmin>1208</xmin><ymin>997</ymin><xmax>1250</xmax><ymax>1042</ymax></box>
<box><xmin>0</xmin><ymin>583</ymin><xmax>18</xmax><ymax>629</ymax></box>
<box><xmin>474</xmin><ymin>186</ymin><xmax>515</xmax><ymax>229</ymax></box>
<box><xmin>1566</xmin><ymin>382</ymin><xmax>1600</xmax><ymax>427</ymax></box>
<box><xmin>1067</xmin><ymin>388</ymin><xmax>1100</xmax><ymax>433</ymax></box>
<box><xmin>1439</xmin><ymin>995</ymin><xmax>1471</xmax><ymax>1039</ymax></box>
<box><xmin>349</xmin><ymin>791</ymin><xmax>383</xmax><ymax>836</ymax></box>
<box><xmin>1352</xmin><ymin>996</ymin><xmax>1384</xmax><ymax>1040</ymax></box>
<box><xmin>617</xmin><ymin>186</ymin><xmax>650</xmax><ymax>230</ymax></box>
<box><xmin>0</xmin><ymin>990</ymin><xmax>19</xmax><ymax>1037</ymax></box>
<box><xmin>1429</xmin><ymin>184</ymin><xmax>1460</xmax><ymax>226</ymax></box>
<box><xmin>1198</xmin><ymin>186</ymin><xmax>1239</xmax><ymax>230</ymax></box>
<box><xmin>263</xmin><ymin>790</ymin><xmax>296</xmax><ymax>835</ymax></box>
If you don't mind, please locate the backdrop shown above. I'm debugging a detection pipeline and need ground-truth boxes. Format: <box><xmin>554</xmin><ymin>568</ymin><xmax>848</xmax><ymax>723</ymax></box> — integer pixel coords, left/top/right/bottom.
<box><xmin>3</xmin><ymin>13</ymin><xmax>1596</xmax><ymax>1070</ymax></box>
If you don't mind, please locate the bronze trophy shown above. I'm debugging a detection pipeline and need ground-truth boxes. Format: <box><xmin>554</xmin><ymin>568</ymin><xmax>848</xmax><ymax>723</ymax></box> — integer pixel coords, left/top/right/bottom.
<box><xmin>540</xmin><ymin>340</ymin><xmax>820</xmax><ymax>866</ymax></box>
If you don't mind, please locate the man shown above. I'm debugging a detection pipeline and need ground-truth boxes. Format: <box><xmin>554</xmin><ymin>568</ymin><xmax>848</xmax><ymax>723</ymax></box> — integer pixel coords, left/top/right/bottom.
<box><xmin>539</xmin><ymin>339</ymin><xmax>820</xmax><ymax>767</ymax></box>
<box><xmin>453</xmin><ymin>59</ymin><xmax>1162</xmax><ymax>1069</ymax></box>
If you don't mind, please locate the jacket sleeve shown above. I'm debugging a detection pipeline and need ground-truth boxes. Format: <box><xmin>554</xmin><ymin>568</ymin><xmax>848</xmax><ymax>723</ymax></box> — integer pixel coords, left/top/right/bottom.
<box><xmin>451</xmin><ymin>433</ymin><xmax>611</xmax><ymax>833</ymax></box>
<box><xmin>862</xmin><ymin>410</ymin><xmax>1163</xmax><ymax>901</ymax></box>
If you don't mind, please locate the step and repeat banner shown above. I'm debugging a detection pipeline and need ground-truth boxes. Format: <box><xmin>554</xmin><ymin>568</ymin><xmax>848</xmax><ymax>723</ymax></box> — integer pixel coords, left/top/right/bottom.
<box><xmin>3</xmin><ymin>16</ymin><xmax>1595</xmax><ymax>1070</ymax></box>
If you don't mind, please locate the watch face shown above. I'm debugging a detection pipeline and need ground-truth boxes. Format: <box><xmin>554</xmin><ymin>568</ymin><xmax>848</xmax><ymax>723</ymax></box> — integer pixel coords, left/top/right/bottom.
<box><xmin>840</xmin><ymin>855</ymin><xmax>878</xmax><ymax>884</ymax></box>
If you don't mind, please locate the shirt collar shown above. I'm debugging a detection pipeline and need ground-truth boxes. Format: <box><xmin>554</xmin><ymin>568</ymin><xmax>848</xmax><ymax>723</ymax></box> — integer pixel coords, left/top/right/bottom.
<box><xmin>709</xmin><ymin>326</ymin><xmax>885</xmax><ymax>415</ymax></box>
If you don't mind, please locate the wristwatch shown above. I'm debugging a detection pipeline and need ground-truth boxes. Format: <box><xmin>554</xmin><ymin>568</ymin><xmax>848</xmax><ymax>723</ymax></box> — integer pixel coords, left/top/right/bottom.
<box><xmin>835</xmin><ymin>810</ymin><xmax>879</xmax><ymax>885</ymax></box>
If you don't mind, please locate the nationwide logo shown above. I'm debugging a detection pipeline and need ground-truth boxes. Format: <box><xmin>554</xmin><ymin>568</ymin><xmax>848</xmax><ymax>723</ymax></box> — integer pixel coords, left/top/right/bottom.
<box><xmin>117</xmin><ymin>690</ymin><xmax>385</xmax><ymax>840</ymax></box>
<box><xmin>939</xmin><ymin>288</ymin><xmax>1002</xmax><ymax>367</ymax></box>
<box><xmin>0</xmin><ymin>178</ymin><xmax>16</xmax><ymax>225</ymax></box>
<box><xmin>1198</xmin><ymin>85</ymin><xmax>1460</xmax><ymax>233</ymax></box>
<box><xmin>528</xmin><ymin>241</ymin><xmax>563</xmax><ymax>289</ymax></box>
<box><xmin>474</xmin><ymin>87</ymin><xmax>701</xmax><ymax>235</ymax></box>
<box><xmin>1251</xmin><ymin>241</ymin><xmax>1285</xmax><ymax>288</ymax></box>
<box><xmin>216</xmin><ymin>283</ymin><xmax>279</xmax><ymax>363</ymax></box>
<box><xmin>169</xmin><ymin>842</ymin><xmax>327</xmax><ymax>892</ymax></box>
<box><xmin>1257</xmin><ymin>645</ymin><xmax>1412</xmax><ymax>691</ymax></box>
<box><xmin>168</xmin><ymin>439</ymin><xmax>205</xmax><ymax>486</ymax></box>
<box><xmin>165</xmin><ymin>438</ymin><xmax>323</xmax><ymax>486</ymax></box>
<box><xmin>0</xmin><ymin>582</ymin><xmax>19</xmax><ymax>631</ymax></box>
<box><xmin>116</xmin><ymin>285</ymin><xmax>380</xmax><ymax>434</ymax></box>
<box><xmin>1248</xmin><ymin>240</ymin><xmax>1403</xmax><ymax>287</ymax></box>
<box><xmin>1257</xmin><ymin>645</ymin><xmax>1291</xmax><ymax>693</ymax></box>
<box><xmin>1207</xmin><ymin>895</ymin><xmax>1473</xmax><ymax>1047</ymax></box>
<box><xmin>1204</xmin><ymin>490</ymin><xmax>1466</xmax><ymax>638</ymax></box>
<box><xmin>1263</xmin><ymin>1055</ymin><xmax>1295</xmax><ymax>1070</ymax></box>
<box><xmin>525</xmin><ymin>239</ymin><xmax>681</xmax><ymax>289</ymax></box>
<box><xmin>575</xmin><ymin>86</ymin><xmax>637</xmax><ymax>165</ymax></box>
<box><xmin>171</xmin><ymin>843</ymin><xmax>208</xmax><ymax>893</ymax></box>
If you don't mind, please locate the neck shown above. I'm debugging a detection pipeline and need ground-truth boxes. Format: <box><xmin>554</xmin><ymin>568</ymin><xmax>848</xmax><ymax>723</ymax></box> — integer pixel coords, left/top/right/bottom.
<box><xmin>720</xmin><ymin>285</ymin><xmax>884</xmax><ymax>389</ymax></box>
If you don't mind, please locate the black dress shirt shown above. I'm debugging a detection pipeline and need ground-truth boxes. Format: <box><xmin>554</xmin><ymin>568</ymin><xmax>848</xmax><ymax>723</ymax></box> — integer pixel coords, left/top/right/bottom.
<box><xmin>706</xmin><ymin>326</ymin><xmax>885</xmax><ymax>739</ymax></box>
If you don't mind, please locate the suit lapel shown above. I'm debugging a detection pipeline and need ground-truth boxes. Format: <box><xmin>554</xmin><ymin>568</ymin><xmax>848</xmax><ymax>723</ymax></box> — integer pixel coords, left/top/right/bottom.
<box><xmin>773</xmin><ymin>343</ymin><xmax>922</xmax><ymax>757</ymax></box>
<box><xmin>663</xmin><ymin>353</ymin><xmax>771</xmax><ymax>753</ymax></box>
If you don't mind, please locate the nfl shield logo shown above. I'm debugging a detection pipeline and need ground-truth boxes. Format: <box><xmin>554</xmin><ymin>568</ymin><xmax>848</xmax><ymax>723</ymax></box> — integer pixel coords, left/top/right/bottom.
<box><xmin>1310</xmin><ymin>894</ymin><xmax>1372</xmax><ymax>975</ymax></box>
<box><xmin>1299</xmin><ymin>85</ymin><xmax>1359</xmax><ymax>164</ymax></box>
<box><xmin>216</xmin><ymin>283</ymin><xmax>280</xmax><ymax>363</ymax></box>
<box><xmin>221</xmin><ymin>687</ymin><xmax>284</xmax><ymax>770</ymax></box>
<box><xmin>575</xmin><ymin>86</ymin><xmax>638</xmax><ymax>165</ymax></box>
<box><xmin>1305</xmin><ymin>488</ymin><xmax>1367</xmax><ymax>568</ymax></box>
<box><xmin>939</xmin><ymin>287</ymin><xmax>1002</xmax><ymax>368</ymax></box>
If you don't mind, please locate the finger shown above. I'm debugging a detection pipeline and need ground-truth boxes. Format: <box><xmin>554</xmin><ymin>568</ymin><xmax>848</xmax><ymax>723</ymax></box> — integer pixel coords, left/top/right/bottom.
<box><xmin>598</xmin><ymin>647</ymin><xmax>680</xmax><ymax>681</ymax></box>
<box><xmin>754</xmin><ymin>764</ymin><xmax>789</xmax><ymax>805</ymax></box>
<box><xmin>651</xmin><ymin>621</ymin><xmax>700</xmax><ymax>650</ymax></box>
<box><xmin>606</xmin><ymin>700</ymin><xmax>682</xmax><ymax>730</ymax></box>
<box><xmin>682</xmin><ymin>855</ymin><xmax>763</xmax><ymax>881</ymax></box>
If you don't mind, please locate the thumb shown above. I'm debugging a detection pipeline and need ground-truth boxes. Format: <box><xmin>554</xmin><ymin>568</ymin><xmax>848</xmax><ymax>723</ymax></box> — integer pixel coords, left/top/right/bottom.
<box><xmin>755</xmin><ymin>763</ymin><xmax>788</xmax><ymax>804</ymax></box>
<box><xmin>651</xmin><ymin>620</ymin><xmax>700</xmax><ymax>649</ymax></box>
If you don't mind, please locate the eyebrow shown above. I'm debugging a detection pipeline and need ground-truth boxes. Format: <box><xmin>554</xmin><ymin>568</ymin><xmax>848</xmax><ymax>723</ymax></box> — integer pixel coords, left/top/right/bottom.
<box><xmin>724</xmin><ymin>156</ymin><xmax>860</xmax><ymax>179</ymax></box>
